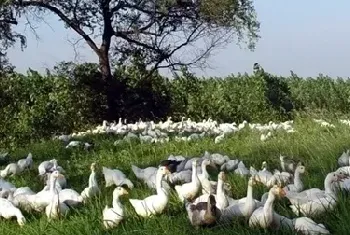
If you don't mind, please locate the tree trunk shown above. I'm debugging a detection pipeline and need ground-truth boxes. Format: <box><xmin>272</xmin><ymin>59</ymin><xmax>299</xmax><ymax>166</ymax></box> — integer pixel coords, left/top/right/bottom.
<box><xmin>98</xmin><ymin>46</ymin><xmax>119</xmax><ymax>121</ymax></box>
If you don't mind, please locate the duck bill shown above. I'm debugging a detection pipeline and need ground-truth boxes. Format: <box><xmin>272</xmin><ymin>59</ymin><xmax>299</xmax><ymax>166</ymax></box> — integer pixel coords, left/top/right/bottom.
<box><xmin>279</xmin><ymin>188</ymin><xmax>286</xmax><ymax>197</ymax></box>
<box><xmin>251</xmin><ymin>180</ymin><xmax>257</xmax><ymax>186</ymax></box>
<box><xmin>164</xmin><ymin>168</ymin><xmax>171</xmax><ymax>175</ymax></box>
<box><xmin>219</xmin><ymin>172</ymin><xmax>227</xmax><ymax>181</ymax></box>
<box><xmin>337</xmin><ymin>173</ymin><xmax>349</xmax><ymax>181</ymax></box>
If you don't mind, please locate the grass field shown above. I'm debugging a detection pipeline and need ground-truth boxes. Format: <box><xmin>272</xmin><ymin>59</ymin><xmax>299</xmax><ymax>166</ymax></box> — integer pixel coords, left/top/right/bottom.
<box><xmin>2</xmin><ymin>117</ymin><xmax>350</xmax><ymax>235</ymax></box>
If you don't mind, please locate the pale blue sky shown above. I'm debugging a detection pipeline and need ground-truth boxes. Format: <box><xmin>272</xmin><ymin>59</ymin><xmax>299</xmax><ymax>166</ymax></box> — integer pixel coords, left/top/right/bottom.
<box><xmin>7</xmin><ymin>0</ymin><xmax>350</xmax><ymax>78</ymax></box>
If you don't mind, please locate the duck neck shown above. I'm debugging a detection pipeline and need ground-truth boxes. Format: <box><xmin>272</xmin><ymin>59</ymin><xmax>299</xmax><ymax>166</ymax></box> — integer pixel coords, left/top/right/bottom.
<box><xmin>2</xmin><ymin>165</ymin><xmax>10</xmax><ymax>176</ymax></box>
<box><xmin>50</xmin><ymin>177</ymin><xmax>59</xmax><ymax>208</ymax></box>
<box><xmin>246</xmin><ymin>183</ymin><xmax>253</xmax><ymax>201</ymax></box>
<box><xmin>192</xmin><ymin>164</ymin><xmax>198</xmax><ymax>183</ymax></box>
<box><xmin>293</xmin><ymin>171</ymin><xmax>303</xmax><ymax>190</ymax></box>
<box><xmin>324</xmin><ymin>174</ymin><xmax>335</xmax><ymax>195</ymax></box>
<box><xmin>88</xmin><ymin>171</ymin><xmax>98</xmax><ymax>188</ymax></box>
<box><xmin>280</xmin><ymin>158</ymin><xmax>285</xmax><ymax>171</ymax></box>
<box><xmin>52</xmin><ymin>161</ymin><xmax>58</xmax><ymax>170</ymax></box>
<box><xmin>216</xmin><ymin>178</ymin><xmax>228</xmax><ymax>208</ymax></box>
<box><xmin>201</xmin><ymin>163</ymin><xmax>209</xmax><ymax>179</ymax></box>
<box><xmin>112</xmin><ymin>194</ymin><xmax>122</xmax><ymax>209</ymax></box>
<box><xmin>244</xmin><ymin>183</ymin><xmax>254</xmax><ymax>214</ymax></box>
<box><xmin>52</xmin><ymin>193</ymin><xmax>59</xmax><ymax>207</ymax></box>
<box><xmin>155</xmin><ymin>171</ymin><xmax>166</xmax><ymax>196</ymax></box>
<box><xmin>49</xmin><ymin>176</ymin><xmax>58</xmax><ymax>194</ymax></box>
<box><xmin>263</xmin><ymin>191</ymin><xmax>275</xmax><ymax>218</ymax></box>
<box><xmin>7</xmin><ymin>190</ymin><xmax>14</xmax><ymax>202</ymax></box>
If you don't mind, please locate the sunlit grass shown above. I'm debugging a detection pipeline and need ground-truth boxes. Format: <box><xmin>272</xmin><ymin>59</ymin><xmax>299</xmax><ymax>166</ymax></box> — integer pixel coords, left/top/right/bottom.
<box><xmin>2</xmin><ymin>117</ymin><xmax>350</xmax><ymax>235</ymax></box>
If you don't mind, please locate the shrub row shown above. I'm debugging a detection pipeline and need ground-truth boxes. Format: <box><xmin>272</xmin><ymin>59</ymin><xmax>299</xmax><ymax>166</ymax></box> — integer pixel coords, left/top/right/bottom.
<box><xmin>0</xmin><ymin>62</ymin><xmax>349</xmax><ymax>146</ymax></box>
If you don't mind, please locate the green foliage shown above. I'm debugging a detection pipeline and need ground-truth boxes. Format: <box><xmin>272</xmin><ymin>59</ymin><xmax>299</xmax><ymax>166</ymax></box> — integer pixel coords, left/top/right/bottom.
<box><xmin>170</xmin><ymin>69</ymin><xmax>273</xmax><ymax>122</ymax></box>
<box><xmin>114</xmin><ymin>60</ymin><xmax>172</xmax><ymax>121</ymax></box>
<box><xmin>2</xmin><ymin>61</ymin><xmax>350</xmax><ymax>147</ymax></box>
<box><xmin>0</xmin><ymin>52</ymin><xmax>15</xmax><ymax>76</ymax></box>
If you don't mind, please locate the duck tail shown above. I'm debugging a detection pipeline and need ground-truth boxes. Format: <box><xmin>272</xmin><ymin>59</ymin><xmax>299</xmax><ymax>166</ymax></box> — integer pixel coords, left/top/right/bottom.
<box><xmin>0</xmin><ymin>164</ymin><xmax>10</xmax><ymax>177</ymax></box>
<box><xmin>131</xmin><ymin>165</ymin><xmax>143</xmax><ymax>179</ymax></box>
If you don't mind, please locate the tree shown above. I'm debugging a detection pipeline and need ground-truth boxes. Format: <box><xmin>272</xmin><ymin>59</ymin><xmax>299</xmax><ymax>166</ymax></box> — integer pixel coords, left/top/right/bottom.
<box><xmin>0</xmin><ymin>52</ymin><xmax>15</xmax><ymax>76</ymax></box>
<box><xmin>0</xmin><ymin>0</ymin><xmax>26</xmax><ymax>51</ymax></box>
<box><xmin>0</xmin><ymin>0</ymin><xmax>25</xmax><ymax>76</ymax></box>
<box><xmin>1</xmin><ymin>0</ymin><xmax>260</xmax><ymax>119</ymax></box>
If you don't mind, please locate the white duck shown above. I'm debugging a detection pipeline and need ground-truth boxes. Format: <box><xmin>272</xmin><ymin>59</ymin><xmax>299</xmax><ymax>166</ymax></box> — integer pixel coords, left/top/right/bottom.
<box><xmin>45</xmin><ymin>171</ymin><xmax>67</xmax><ymax>190</ymax></box>
<box><xmin>220</xmin><ymin>176</ymin><xmax>262</xmax><ymax>222</ymax></box>
<box><xmin>283</xmin><ymin>163</ymin><xmax>305</xmax><ymax>193</ymax></box>
<box><xmin>38</xmin><ymin>159</ymin><xmax>65</xmax><ymax>176</ymax></box>
<box><xmin>167</xmin><ymin>170</ymin><xmax>192</xmax><ymax>185</ymax></box>
<box><xmin>15</xmin><ymin>171</ymin><xmax>62</xmax><ymax>212</ymax></box>
<box><xmin>129</xmin><ymin>166</ymin><xmax>170</xmax><ymax>217</ymax></box>
<box><xmin>335</xmin><ymin>161</ymin><xmax>350</xmax><ymax>175</ymax></box>
<box><xmin>338</xmin><ymin>149</ymin><xmax>350</xmax><ymax>167</ymax></box>
<box><xmin>251</xmin><ymin>168</ymin><xmax>292</xmax><ymax>188</ymax></box>
<box><xmin>249</xmin><ymin>185</ymin><xmax>286</xmax><ymax>229</ymax></box>
<box><xmin>197</xmin><ymin>159</ymin><xmax>216</xmax><ymax>194</ymax></box>
<box><xmin>38</xmin><ymin>159</ymin><xmax>54</xmax><ymax>175</ymax></box>
<box><xmin>58</xmin><ymin>187</ymin><xmax>83</xmax><ymax>207</ymax></box>
<box><xmin>175</xmin><ymin>160</ymin><xmax>201</xmax><ymax>202</ymax></box>
<box><xmin>102</xmin><ymin>186</ymin><xmax>128</xmax><ymax>229</ymax></box>
<box><xmin>81</xmin><ymin>163</ymin><xmax>100</xmax><ymax>200</ymax></box>
<box><xmin>334</xmin><ymin>158</ymin><xmax>350</xmax><ymax>191</ymax></box>
<box><xmin>17</xmin><ymin>153</ymin><xmax>33</xmax><ymax>170</ymax></box>
<box><xmin>13</xmin><ymin>187</ymin><xmax>35</xmax><ymax>197</ymax></box>
<box><xmin>273</xmin><ymin>213</ymin><xmax>330</xmax><ymax>234</ymax></box>
<box><xmin>249</xmin><ymin>161</ymin><xmax>273</xmax><ymax>186</ymax></box>
<box><xmin>293</xmin><ymin>217</ymin><xmax>330</xmax><ymax>235</ymax></box>
<box><xmin>194</xmin><ymin>171</ymin><xmax>229</xmax><ymax>210</ymax></box>
<box><xmin>45</xmin><ymin>178</ymin><xmax>70</xmax><ymax>220</ymax></box>
<box><xmin>102</xmin><ymin>167</ymin><xmax>134</xmax><ymax>189</ymax></box>
<box><xmin>270</xmin><ymin>169</ymin><xmax>293</xmax><ymax>187</ymax></box>
<box><xmin>0</xmin><ymin>163</ymin><xmax>21</xmax><ymax>178</ymax></box>
<box><xmin>0</xmin><ymin>178</ymin><xmax>16</xmax><ymax>190</ymax></box>
<box><xmin>286</xmin><ymin>172</ymin><xmax>347</xmax><ymax>217</ymax></box>
<box><xmin>234</xmin><ymin>161</ymin><xmax>250</xmax><ymax>176</ymax></box>
<box><xmin>0</xmin><ymin>198</ymin><xmax>26</xmax><ymax>226</ymax></box>
<box><xmin>206</xmin><ymin>153</ymin><xmax>230</xmax><ymax>166</ymax></box>
<box><xmin>280</xmin><ymin>155</ymin><xmax>296</xmax><ymax>174</ymax></box>
<box><xmin>220</xmin><ymin>159</ymin><xmax>239</xmax><ymax>172</ymax></box>
<box><xmin>131</xmin><ymin>165</ymin><xmax>170</xmax><ymax>190</ymax></box>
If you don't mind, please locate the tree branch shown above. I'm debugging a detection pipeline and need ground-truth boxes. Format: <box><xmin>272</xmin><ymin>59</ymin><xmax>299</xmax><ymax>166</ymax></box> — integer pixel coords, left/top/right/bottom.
<box><xmin>0</xmin><ymin>19</ymin><xmax>18</xmax><ymax>24</ymax></box>
<box><xmin>114</xmin><ymin>31</ymin><xmax>164</xmax><ymax>54</ymax></box>
<box><xmin>144</xmin><ymin>23</ymin><xmax>205</xmax><ymax>75</ymax></box>
<box><xmin>110</xmin><ymin>0</ymin><xmax>126</xmax><ymax>13</ymax></box>
<box><xmin>67</xmin><ymin>36</ymin><xmax>85</xmax><ymax>62</ymax></box>
<box><xmin>17</xmin><ymin>0</ymin><xmax>100</xmax><ymax>53</ymax></box>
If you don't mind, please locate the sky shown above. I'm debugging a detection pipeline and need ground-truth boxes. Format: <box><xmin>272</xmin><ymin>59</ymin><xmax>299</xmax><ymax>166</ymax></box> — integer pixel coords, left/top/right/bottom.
<box><xmin>6</xmin><ymin>0</ymin><xmax>350</xmax><ymax>78</ymax></box>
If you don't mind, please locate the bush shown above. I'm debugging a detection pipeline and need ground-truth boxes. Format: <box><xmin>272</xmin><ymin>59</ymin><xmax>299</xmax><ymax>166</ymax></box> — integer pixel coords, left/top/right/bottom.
<box><xmin>114</xmin><ymin>61</ymin><xmax>172</xmax><ymax>122</ymax></box>
<box><xmin>1</xmin><ymin>61</ymin><xmax>350</xmax><ymax>147</ymax></box>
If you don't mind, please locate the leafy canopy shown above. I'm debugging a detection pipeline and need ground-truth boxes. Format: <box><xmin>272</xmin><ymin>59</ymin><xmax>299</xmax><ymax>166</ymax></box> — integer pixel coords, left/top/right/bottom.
<box><xmin>1</xmin><ymin>0</ymin><xmax>260</xmax><ymax>71</ymax></box>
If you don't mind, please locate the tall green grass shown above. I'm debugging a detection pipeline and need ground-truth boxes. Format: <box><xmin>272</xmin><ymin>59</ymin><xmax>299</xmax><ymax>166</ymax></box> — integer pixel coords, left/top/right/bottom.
<box><xmin>1</xmin><ymin>117</ymin><xmax>350</xmax><ymax>235</ymax></box>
